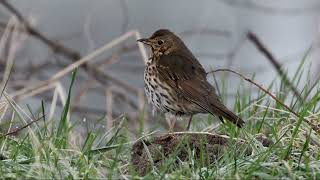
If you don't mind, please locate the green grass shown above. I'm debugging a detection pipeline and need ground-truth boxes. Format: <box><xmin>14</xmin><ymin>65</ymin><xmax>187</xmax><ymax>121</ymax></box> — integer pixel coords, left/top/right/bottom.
<box><xmin>0</xmin><ymin>60</ymin><xmax>320</xmax><ymax>179</ymax></box>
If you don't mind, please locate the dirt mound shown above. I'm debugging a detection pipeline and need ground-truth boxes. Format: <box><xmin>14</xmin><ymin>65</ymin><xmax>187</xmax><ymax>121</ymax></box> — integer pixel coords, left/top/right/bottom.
<box><xmin>131</xmin><ymin>132</ymin><xmax>270</xmax><ymax>175</ymax></box>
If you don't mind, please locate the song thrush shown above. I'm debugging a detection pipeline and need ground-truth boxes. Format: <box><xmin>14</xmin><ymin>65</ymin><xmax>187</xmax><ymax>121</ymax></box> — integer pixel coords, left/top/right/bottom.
<box><xmin>138</xmin><ymin>29</ymin><xmax>244</xmax><ymax>130</ymax></box>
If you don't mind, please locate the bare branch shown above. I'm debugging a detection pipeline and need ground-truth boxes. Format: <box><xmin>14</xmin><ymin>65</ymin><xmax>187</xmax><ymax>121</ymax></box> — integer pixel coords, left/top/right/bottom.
<box><xmin>207</xmin><ymin>68</ymin><xmax>320</xmax><ymax>134</ymax></box>
<box><xmin>247</xmin><ymin>31</ymin><xmax>302</xmax><ymax>102</ymax></box>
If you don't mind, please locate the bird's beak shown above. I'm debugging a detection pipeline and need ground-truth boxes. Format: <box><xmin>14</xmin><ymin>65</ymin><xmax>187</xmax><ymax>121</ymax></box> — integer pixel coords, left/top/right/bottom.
<box><xmin>137</xmin><ymin>38</ymin><xmax>151</xmax><ymax>45</ymax></box>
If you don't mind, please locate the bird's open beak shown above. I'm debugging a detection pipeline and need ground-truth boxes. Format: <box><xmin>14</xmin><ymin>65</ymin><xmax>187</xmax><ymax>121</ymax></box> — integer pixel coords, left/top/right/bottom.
<box><xmin>137</xmin><ymin>38</ymin><xmax>151</xmax><ymax>45</ymax></box>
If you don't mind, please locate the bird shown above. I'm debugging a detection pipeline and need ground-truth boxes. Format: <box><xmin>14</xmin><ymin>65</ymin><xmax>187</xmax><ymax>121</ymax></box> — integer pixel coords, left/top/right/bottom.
<box><xmin>137</xmin><ymin>29</ymin><xmax>244</xmax><ymax>130</ymax></box>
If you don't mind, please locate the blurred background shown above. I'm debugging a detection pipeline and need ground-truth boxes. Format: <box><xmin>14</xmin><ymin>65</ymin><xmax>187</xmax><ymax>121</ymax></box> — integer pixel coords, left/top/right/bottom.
<box><xmin>0</xmin><ymin>0</ymin><xmax>320</xmax><ymax>135</ymax></box>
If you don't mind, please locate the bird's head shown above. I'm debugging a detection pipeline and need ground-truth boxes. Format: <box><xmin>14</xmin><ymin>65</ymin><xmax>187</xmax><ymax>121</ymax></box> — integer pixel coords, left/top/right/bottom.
<box><xmin>137</xmin><ymin>29</ymin><xmax>183</xmax><ymax>56</ymax></box>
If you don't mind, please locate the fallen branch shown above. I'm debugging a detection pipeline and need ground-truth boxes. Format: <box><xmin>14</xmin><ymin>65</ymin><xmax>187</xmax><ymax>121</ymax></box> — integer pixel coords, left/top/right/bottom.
<box><xmin>207</xmin><ymin>68</ymin><xmax>320</xmax><ymax>134</ymax></box>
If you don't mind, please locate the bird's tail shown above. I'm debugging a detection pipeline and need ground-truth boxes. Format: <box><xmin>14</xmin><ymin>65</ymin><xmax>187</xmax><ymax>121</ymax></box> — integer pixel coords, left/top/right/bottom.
<box><xmin>213</xmin><ymin>103</ymin><xmax>244</xmax><ymax>128</ymax></box>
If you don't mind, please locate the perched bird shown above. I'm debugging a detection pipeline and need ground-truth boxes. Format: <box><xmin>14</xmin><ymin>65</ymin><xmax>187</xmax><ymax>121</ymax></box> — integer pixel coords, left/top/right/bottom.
<box><xmin>138</xmin><ymin>29</ymin><xmax>244</xmax><ymax>130</ymax></box>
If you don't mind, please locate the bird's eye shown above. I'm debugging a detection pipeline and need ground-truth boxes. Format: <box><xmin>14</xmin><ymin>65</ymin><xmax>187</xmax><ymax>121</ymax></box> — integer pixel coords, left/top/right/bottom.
<box><xmin>157</xmin><ymin>40</ymin><xmax>164</xmax><ymax>45</ymax></box>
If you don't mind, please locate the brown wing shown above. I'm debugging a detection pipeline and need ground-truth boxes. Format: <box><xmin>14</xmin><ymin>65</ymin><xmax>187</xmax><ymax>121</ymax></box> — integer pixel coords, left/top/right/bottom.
<box><xmin>156</xmin><ymin>53</ymin><xmax>244</xmax><ymax>127</ymax></box>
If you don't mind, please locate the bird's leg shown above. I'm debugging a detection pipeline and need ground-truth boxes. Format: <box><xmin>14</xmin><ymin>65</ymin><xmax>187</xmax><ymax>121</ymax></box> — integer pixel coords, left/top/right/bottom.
<box><xmin>169</xmin><ymin>118</ymin><xmax>176</xmax><ymax>132</ymax></box>
<box><xmin>186</xmin><ymin>115</ymin><xmax>193</xmax><ymax>131</ymax></box>
<box><xmin>165</xmin><ymin>113</ymin><xmax>176</xmax><ymax>132</ymax></box>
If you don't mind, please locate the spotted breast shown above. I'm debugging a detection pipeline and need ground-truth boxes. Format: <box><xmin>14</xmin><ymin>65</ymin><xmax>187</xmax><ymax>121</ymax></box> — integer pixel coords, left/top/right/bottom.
<box><xmin>144</xmin><ymin>60</ymin><xmax>180</xmax><ymax>115</ymax></box>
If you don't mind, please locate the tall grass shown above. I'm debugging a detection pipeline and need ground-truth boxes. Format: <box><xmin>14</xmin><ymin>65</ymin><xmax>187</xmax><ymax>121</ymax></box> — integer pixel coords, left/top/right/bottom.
<box><xmin>0</xmin><ymin>58</ymin><xmax>320</xmax><ymax>179</ymax></box>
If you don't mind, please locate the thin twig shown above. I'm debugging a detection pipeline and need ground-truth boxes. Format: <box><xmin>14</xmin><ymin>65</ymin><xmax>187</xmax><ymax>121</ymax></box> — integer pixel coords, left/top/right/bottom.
<box><xmin>93</xmin><ymin>44</ymin><xmax>137</xmax><ymax>67</ymax></box>
<box><xmin>247</xmin><ymin>31</ymin><xmax>302</xmax><ymax>102</ymax></box>
<box><xmin>207</xmin><ymin>68</ymin><xmax>320</xmax><ymax>134</ymax></box>
<box><xmin>2</xmin><ymin>114</ymin><xmax>45</xmax><ymax>137</ymax></box>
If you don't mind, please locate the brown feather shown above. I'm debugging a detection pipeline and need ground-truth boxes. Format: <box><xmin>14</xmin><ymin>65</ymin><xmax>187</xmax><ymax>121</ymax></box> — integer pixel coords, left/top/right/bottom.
<box><xmin>141</xmin><ymin>29</ymin><xmax>245</xmax><ymax>128</ymax></box>
<box><xmin>156</xmin><ymin>53</ymin><xmax>244</xmax><ymax>127</ymax></box>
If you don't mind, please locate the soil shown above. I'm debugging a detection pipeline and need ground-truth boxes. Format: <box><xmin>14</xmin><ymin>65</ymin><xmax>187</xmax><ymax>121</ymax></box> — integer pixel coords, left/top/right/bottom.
<box><xmin>131</xmin><ymin>132</ymin><xmax>271</xmax><ymax>176</ymax></box>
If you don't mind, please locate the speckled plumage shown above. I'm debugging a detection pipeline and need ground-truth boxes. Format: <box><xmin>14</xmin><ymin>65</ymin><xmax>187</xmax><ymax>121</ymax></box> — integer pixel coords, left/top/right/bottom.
<box><xmin>140</xmin><ymin>29</ymin><xmax>244</xmax><ymax>128</ymax></box>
